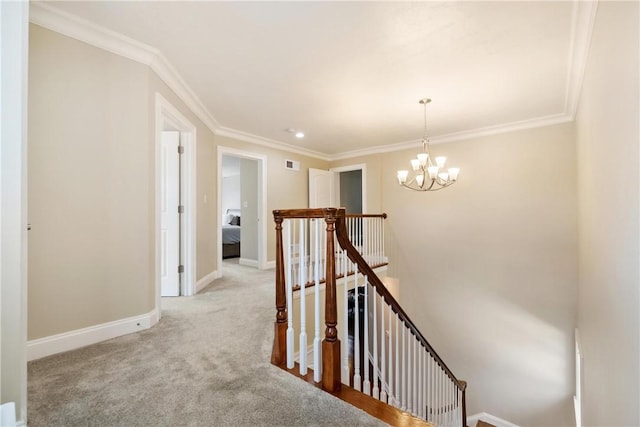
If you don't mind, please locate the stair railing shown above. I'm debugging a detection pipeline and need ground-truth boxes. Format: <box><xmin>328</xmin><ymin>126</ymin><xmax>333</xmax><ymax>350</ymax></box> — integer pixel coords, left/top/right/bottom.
<box><xmin>271</xmin><ymin>208</ymin><xmax>466</xmax><ymax>427</ymax></box>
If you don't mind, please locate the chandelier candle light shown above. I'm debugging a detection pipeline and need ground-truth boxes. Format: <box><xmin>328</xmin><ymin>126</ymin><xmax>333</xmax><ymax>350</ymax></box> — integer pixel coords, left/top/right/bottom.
<box><xmin>397</xmin><ymin>98</ymin><xmax>460</xmax><ymax>191</ymax></box>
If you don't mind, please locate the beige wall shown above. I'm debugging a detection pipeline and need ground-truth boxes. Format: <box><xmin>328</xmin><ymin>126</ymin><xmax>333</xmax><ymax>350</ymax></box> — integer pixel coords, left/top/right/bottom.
<box><xmin>332</xmin><ymin>123</ymin><xmax>578</xmax><ymax>425</ymax></box>
<box><xmin>575</xmin><ymin>2</ymin><xmax>639</xmax><ymax>425</ymax></box>
<box><xmin>147</xmin><ymin>71</ymin><xmax>218</xmax><ymax>283</ymax></box>
<box><xmin>27</xmin><ymin>24</ymin><xmax>328</xmax><ymax>342</ymax></box>
<box><xmin>214</xmin><ymin>134</ymin><xmax>329</xmax><ymax>262</ymax></box>
<box><xmin>28</xmin><ymin>25</ymin><xmax>153</xmax><ymax>339</ymax></box>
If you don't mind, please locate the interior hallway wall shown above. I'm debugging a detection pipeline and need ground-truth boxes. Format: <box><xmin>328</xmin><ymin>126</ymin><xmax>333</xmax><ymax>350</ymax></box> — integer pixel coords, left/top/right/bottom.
<box><xmin>331</xmin><ymin>122</ymin><xmax>578</xmax><ymax>425</ymax></box>
<box><xmin>575</xmin><ymin>2</ymin><xmax>639</xmax><ymax>425</ymax></box>
<box><xmin>28</xmin><ymin>24</ymin><xmax>153</xmax><ymax>339</ymax></box>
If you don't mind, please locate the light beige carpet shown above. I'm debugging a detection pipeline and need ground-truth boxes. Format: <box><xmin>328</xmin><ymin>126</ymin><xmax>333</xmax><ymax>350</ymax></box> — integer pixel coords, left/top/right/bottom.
<box><xmin>27</xmin><ymin>262</ymin><xmax>386</xmax><ymax>427</ymax></box>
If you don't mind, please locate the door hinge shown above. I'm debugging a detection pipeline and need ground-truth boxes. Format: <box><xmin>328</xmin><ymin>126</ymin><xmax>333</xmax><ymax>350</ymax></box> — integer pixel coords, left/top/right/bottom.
<box><xmin>178</xmin><ymin>265</ymin><xmax>184</xmax><ymax>274</ymax></box>
<box><xmin>178</xmin><ymin>146</ymin><xmax>184</xmax><ymax>154</ymax></box>
<box><xmin>178</xmin><ymin>205</ymin><xmax>184</xmax><ymax>214</ymax></box>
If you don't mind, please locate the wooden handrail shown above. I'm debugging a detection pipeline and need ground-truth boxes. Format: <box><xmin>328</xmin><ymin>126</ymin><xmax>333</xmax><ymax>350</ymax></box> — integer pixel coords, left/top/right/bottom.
<box><xmin>271</xmin><ymin>207</ymin><xmax>464</xmax><ymax>425</ymax></box>
<box><xmin>274</xmin><ymin>209</ymin><xmax>388</xmax><ymax>220</ymax></box>
<box><xmin>333</xmin><ymin>208</ymin><xmax>466</xmax><ymax>392</ymax></box>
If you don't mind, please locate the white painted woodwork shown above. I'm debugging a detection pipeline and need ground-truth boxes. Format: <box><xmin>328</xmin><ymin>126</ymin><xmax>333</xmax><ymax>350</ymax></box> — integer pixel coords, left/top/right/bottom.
<box><xmin>353</xmin><ymin>266</ymin><xmax>361</xmax><ymax>392</ymax></box>
<box><xmin>380</xmin><ymin>297</ymin><xmax>387</xmax><ymax>403</ymax></box>
<box><xmin>313</xmin><ymin>219</ymin><xmax>322</xmax><ymax>382</ymax></box>
<box><xmin>362</xmin><ymin>278</ymin><xmax>370</xmax><ymax>395</ymax></box>
<box><xmin>308</xmin><ymin>168</ymin><xmax>335</xmax><ymax>208</ymax></box>
<box><xmin>278</xmin><ymin>213</ymin><xmax>465</xmax><ymax>426</ymax></box>
<box><xmin>42</xmin><ymin>2</ymin><xmax>593</xmax><ymax>157</ymax></box>
<box><xmin>298</xmin><ymin>219</ymin><xmax>308</xmax><ymax>375</ymax></box>
<box><xmin>160</xmin><ymin>131</ymin><xmax>180</xmax><ymax>297</ymax></box>
<box><xmin>285</xmin><ymin>221</ymin><xmax>294</xmax><ymax>369</ymax></box>
<box><xmin>341</xmin><ymin>249</ymin><xmax>349</xmax><ymax>385</ymax></box>
<box><xmin>372</xmin><ymin>289</ymin><xmax>379</xmax><ymax>400</ymax></box>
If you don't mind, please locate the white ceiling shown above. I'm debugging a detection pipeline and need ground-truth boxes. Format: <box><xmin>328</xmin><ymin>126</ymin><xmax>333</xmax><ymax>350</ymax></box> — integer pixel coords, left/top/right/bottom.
<box><xmin>33</xmin><ymin>1</ymin><xmax>594</xmax><ymax>159</ymax></box>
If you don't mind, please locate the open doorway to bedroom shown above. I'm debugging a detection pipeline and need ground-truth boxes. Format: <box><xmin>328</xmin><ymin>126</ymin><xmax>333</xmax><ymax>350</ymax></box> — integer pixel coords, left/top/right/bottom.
<box><xmin>217</xmin><ymin>147</ymin><xmax>267</xmax><ymax>275</ymax></box>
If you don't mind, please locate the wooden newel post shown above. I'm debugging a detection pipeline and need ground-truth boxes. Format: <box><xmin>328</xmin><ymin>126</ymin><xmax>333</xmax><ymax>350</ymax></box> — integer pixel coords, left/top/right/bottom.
<box><xmin>460</xmin><ymin>381</ymin><xmax>467</xmax><ymax>427</ymax></box>
<box><xmin>322</xmin><ymin>208</ymin><xmax>341</xmax><ymax>392</ymax></box>
<box><xmin>271</xmin><ymin>213</ymin><xmax>287</xmax><ymax>366</ymax></box>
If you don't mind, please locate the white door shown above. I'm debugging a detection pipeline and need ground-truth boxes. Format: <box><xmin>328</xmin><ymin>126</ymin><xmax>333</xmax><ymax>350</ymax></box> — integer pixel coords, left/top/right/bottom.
<box><xmin>308</xmin><ymin>168</ymin><xmax>336</xmax><ymax>208</ymax></box>
<box><xmin>161</xmin><ymin>131</ymin><xmax>180</xmax><ymax>296</ymax></box>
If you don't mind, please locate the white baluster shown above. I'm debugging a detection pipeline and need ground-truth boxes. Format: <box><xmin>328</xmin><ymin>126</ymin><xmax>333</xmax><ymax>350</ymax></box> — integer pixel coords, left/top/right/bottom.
<box><xmin>423</xmin><ymin>348</ymin><xmax>428</xmax><ymax>421</ymax></box>
<box><xmin>353</xmin><ymin>265</ymin><xmax>361</xmax><ymax>391</ymax></box>
<box><xmin>298</xmin><ymin>219</ymin><xmax>307</xmax><ymax>375</ymax></box>
<box><xmin>372</xmin><ymin>290</ymin><xmax>380</xmax><ymax>400</ymax></box>
<box><xmin>369</xmin><ymin>217</ymin><xmax>373</xmax><ymax>263</ymax></box>
<box><xmin>426</xmin><ymin>355</ymin><xmax>432</xmax><ymax>423</ymax></box>
<box><xmin>437</xmin><ymin>365</ymin><xmax>443</xmax><ymax>424</ymax></box>
<box><xmin>418</xmin><ymin>342</ymin><xmax>423</xmax><ymax>419</ymax></box>
<box><xmin>313</xmin><ymin>219</ymin><xmax>321</xmax><ymax>382</ymax></box>
<box><xmin>395</xmin><ymin>313</ymin><xmax>400</xmax><ymax>408</ymax></box>
<box><xmin>362</xmin><ymin>276</ymin><xmax>371</xmax><ymax>395</ymax></box>
<box><xmin>387</xmin><ymin>305</ymin><xmax>394</xmax><ymax>406</ymax></box>
<box><xmin>342</xmin><ymin>248</ymin><xmax>349</xmax><ymax>384</ymax></box>
<box><xmin>401</xmin><ymin>321</ymin><xmax>406</xmax><ymax>411</ymax></box>
<box><xmin>378</xmin><ymin>216</ymin><xmax>382</xmax><ymax>265</ymax></box>
<box><xmin>380</xmin><ymin>296</ymin><xmax>387</xmax><ymax>403</ymax></box>
<box><xmin>413</xmin><ymin>337</ymin><xmax>420</xmax><ymax>414</ymax></box>
<box><xmin>407</xmin><ymin>331</ymin><xmax>413</xmax><ymax>415</ymax></box>
<box><xmin>285</xmin><ymin>220</ymin><xmax>295</xmax><ymax>369</ymax></box>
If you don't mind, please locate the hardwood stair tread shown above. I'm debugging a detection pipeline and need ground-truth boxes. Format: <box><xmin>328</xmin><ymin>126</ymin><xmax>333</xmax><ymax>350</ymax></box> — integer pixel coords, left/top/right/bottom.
<box><xmin>274</xmin><ymin>361</ymin><xmax>434</xmax><ymax>427</ymax></box>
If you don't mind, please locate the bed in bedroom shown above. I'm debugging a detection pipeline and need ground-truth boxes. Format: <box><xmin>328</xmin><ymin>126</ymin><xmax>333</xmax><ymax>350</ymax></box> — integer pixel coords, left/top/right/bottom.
<box><xmin>222</xmin><ymin>209</ymin><xmax>241</xmax><ymax>259</ymax></box>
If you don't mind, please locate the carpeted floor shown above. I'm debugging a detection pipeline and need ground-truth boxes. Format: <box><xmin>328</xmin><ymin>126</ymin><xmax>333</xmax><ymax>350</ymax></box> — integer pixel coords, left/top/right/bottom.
<box><xmin>27</xmin><ymin>262</ymin><xmax>387</xmax><ymax>427</ymax></box>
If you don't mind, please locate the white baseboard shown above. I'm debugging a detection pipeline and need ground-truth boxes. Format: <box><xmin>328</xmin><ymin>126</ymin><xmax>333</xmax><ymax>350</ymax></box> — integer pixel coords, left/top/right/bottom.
<box><xmin>263</xmin><ymin>260</ymin><xmax>276</xmax><ymax>269</ymax></box>
<box><xmin>467</xmin><ymin>412</ymin><xmax>520</xmax><ymax>427</ymax></box>
<box><xmin>239</xmin><ymin>258</ymin><xmax>259</xmax><ymax>268</ymax></box>
<box><xmin>195</xmin><ymin>270</ymin><xmax>219</xmax><ymax>293</ymax></box>
<box><xmin>27</xmin><ymin>308</ymin><xmax>159</xmax><ymax>361</ymax></box>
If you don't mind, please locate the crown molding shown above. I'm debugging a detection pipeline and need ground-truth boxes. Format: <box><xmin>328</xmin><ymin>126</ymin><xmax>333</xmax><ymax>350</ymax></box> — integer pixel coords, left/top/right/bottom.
<box><xmin>29</xmin><ymin>1</ymin><xmax>219</xmax><ymax>134</ymax></box>
<box><xmin>29</xmin><ymin>1</ymin><xmax>598</xmax><ymax>163</ymax></box>
<box><xmin>564</xmin><ymin>0</ymin><xmax>599</xmax><ymax>120</ymax></box>
<box><xmin>215</xmin><ymin>127</ymin><xmax>329</xmax><ymax>161</ymax></box>
<box><xmin>328</xmin><ymin>112</ymin><xmax>573</xmax><ymax>161</ymax></box>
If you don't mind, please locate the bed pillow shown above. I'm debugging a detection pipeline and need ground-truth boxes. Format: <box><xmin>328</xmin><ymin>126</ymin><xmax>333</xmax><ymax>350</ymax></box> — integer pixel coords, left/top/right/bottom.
<box><xmin>229</xmin><ymin>215</ymin><xmax>241</xmax><ymax>226</ymax></box>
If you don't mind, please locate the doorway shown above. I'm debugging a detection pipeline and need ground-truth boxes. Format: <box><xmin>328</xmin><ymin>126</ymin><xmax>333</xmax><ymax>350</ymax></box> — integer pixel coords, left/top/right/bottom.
<box><xmin>217</xmin><ymin>147</ymin><xmax>267</xmax><ymax>274</ymax></box>
<box><xmin>155</xmin><ymin>93</ymin><xmax>196</xmax><ymax>312</ymax></box>
<box><xmin>308</xmin><ymin>165</ymin><xmax>365</xmax><ymax>212</ymax></box>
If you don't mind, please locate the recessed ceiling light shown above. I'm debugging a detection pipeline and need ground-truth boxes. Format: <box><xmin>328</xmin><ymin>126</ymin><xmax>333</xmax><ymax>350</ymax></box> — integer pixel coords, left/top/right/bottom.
<box><xmin>295</xmin><ymin>131</ymin><xmax>305</xmax><ymax>138</ymax></box>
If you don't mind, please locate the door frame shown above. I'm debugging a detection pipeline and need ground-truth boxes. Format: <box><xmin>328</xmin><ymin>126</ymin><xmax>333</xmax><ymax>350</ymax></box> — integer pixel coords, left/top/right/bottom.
<box><xmin>217</xmin><ymin>146</ymin><xmax>268</xmax><ymax>272</ymax></box>
<box><xmin>330</xmin><ymin>163</ymin><xmax>367</xmax><ymax>213</ymax></box>
<box><xmin>155</xmin><ymin>93</ymin><xmax>196</xmax><ymax>313</ymax></box>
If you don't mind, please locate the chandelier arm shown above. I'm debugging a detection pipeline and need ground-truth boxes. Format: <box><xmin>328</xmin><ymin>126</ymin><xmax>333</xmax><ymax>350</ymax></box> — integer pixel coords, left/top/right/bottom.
<box><xmin>426</xmin><ymin>179</ymin><xmax>436</xmax><ymax>191</ymax></box>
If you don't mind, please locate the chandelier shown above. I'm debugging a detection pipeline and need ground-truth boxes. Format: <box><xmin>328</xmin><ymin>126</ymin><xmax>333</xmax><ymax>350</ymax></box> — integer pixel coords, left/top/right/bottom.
<box><xmin>397</xmin><ymin>98</ymin><xmax>459</xmax><ymax>191</ymax></box>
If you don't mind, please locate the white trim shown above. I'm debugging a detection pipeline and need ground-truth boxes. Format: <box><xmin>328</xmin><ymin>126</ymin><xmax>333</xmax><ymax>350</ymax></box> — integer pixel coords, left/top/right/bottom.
<box><xmin>1</xmin><ymin>1</ymin><xmax>29</xmax><ymax>424</ymax></box>
<box><xmin>217</xmin><ymin>146</ymin><xmax>268</xmax><ymax>273</ymax></box>
<box><xmin>564</xmin><ymin>0</ymin><xmax>599</xmax><ymax>120</ymax></box>
<box><xmin>328</xmin><ymin>113</ymin><xmax>573</xmax><ymax>161</ymax></box>
<box><xmin>195</xmin><ymin>270</ymin><xmax>219</xmax><ymax>294</ymax></box>
<box><xmin>239</xmin><ymin>258</ymin><xmax>260</xmax><ymax>268</ymax></box>
<box><xmin>330</xmin><ymin>163</ymin><xmax>367</xmax><ymax>214</ymax></box>
<box><xmin>264</xmin><ymin>260</ymin><xmax>276</xmax><ymax>269</ymax></box>
<box><xmin>574</xmin><ymin>328</ymin><xmax>583</xmax><ymax>427</ymax></box>
<box><xmin>467</xmin><ymin>412</ymin><xmax>521</xmax><ymax>427</ymax></box>
<box><xmin>155</xmin><ymin>93</ymin><xmax>197</xmax><ymax>308</ymax></box>
<box><xmin>27</xmin><ymin>309</ymin><xmax>159</xmax><ymax>362</ymax></box>
<box><xmin>29</xmin><ymin>1</ymin><xmax>598</xmax><ymax>163</ymax></box>
<box><xmin>29</xmin><ymin>2</ymin><xmax>219</xmax><ymax>134</ymax></box>
<box><xmin>215</xmin><ymin>127</ymin><xmax>328</xmax><ymax>161</ymax></box>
